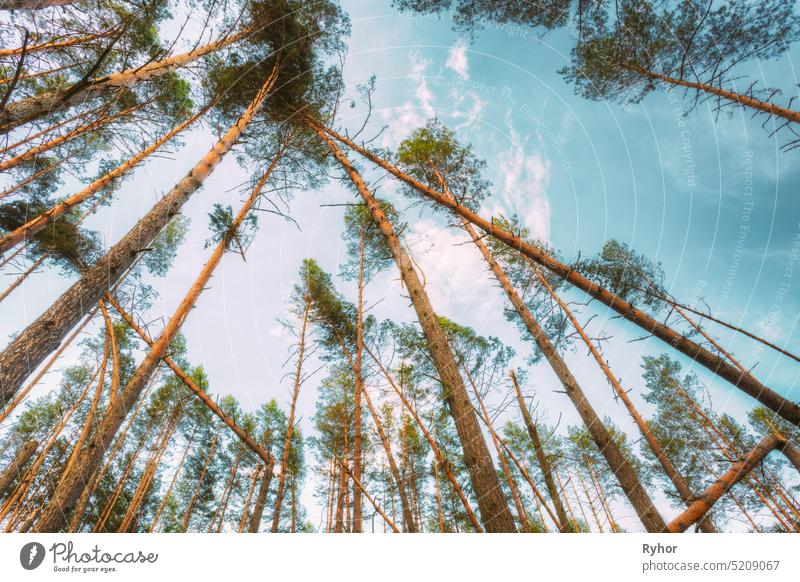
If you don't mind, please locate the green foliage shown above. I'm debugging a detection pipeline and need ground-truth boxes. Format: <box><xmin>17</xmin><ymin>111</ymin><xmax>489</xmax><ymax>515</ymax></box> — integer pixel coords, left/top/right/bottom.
<box><xmin>205</xmin><ymin>203</ymin><xmax>256</xmax><ymax>254</ymax></box>
<box><xmin>396</xmin><ymin>119</ymin><xmax>490</xmax><ymax>212</ymax></box>
<box><xmin>392</xmin><ymin>0</ymin><xmax>571</xmax><ymax>33</ymax></box>
<box><xmin>561</xmin><ymin>0</ymin><xmax>800</xmax><ymax>104</ymax></box>
<box><xmin>143</xmin><ymin>215</ymin><xmax>189</xmax><ymax>277</ymax></box>
<box><xmin>576</xmin><ymin>239</ymin><xmax>665</xmax><ymax>310</ymax></box>
<box><xmin>340</xmin><ymin>201</ymin><xmax>402</xmax><ymax>281</ymax></box>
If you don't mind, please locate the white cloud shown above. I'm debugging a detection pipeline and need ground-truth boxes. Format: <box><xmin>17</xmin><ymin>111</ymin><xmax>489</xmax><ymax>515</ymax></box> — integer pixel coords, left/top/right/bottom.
<box><xmin>445</xmin><ymin>39</ymin><xmax>469</xmax><ymax>80</ymax></box>
<box><xmin>486</xmin><ymin>115</ymin><xmax>552</xmax><ymax>242</ymax></box>
<box><xmin>403</xmin><ymin>219</ymin><xmax>497</xmax><ymax>320</ymax></box>
<box><xmin>381</xmin><ymin>52</ymin><xmax>435</xmax><ymax>144</ymax></box>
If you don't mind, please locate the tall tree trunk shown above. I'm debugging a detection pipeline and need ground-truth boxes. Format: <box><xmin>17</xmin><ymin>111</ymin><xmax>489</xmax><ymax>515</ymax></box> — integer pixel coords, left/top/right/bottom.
<box><xmin>530</xmin><ymin>269</ymin><xmax>716</xmax><ymax>533</ymax></box>
<box><xmin>31</xmin><ymin>71</ymin><xmax>280</xmax><ymax>533</ymax></box>
<box><xmin>0</xmin><ymin>29</ymin><xmax>112</xmax><ymax>58</ymax></box>
<box><xmin>314</xmin><ymin>126</ymin><xmax>515</xmax><ymax>532</ymax></box>
<box><xmin>239</xmin><ymin>466</ymin><xmax>261</xmax><ymax>532</ymax></box>
<box><xmin>0</xmin><ymin>306</ymin><xmax>98</xmax><ymax>424</ymax></box>
<box><xmin>0</xmin><ymin>0</ymin><xmax>77</xmax><ymax>10</ymax></box>
<box><xmin>453</xmin><ymin>209</ymin><xmax>666</xmax><ymax>532</ymax></box>
<box><xmin>312</xmin><ymin>122</ymin><xmax>800</xmax><ymax>428</ymax></box>
<box><xmin>0</xmin><ymin>105</ymin><xmax>208</xmax><ymax>255</ymax></box>
<box><xmin>248</xmin><ymin>462</ymin><xmax>274</xmax><ymax>533</ymax></box>
<box><xmin>332</xmin><ymin>453</ymin><xmax>400</xmax><ymax>533</ymax></box>
<box><xmin>57</xmin><ymin>311</ymin><xmax>110</xmax><ymax>486</ymax></box>
<box><xmin>365</xmin><ymin>345</ymin><xmax>483</xmax><ymax>532</ymax></box>
<box><xmin>509</xmin><ymin>369</ymin><xmax>572</xmax><ymax>532</ymax></box>
<box><xmin>351</xmin><ymin>227</ymin><xmax>365</xmax><ymax>533</ymax></box>
<box><xmin>0</xmin><ymin>368</ymin><xmax>95</xmax><ymax>522</ymax></box>
<box><xmin>0</xmin><ymin>65</ymin><xmax>278</xmax><ymax>409</ymax></box>
<box><xmin>290</xmin><ymin>478</ymin><xmax>297</xmax><ymax>533</ymax></box>
<box><xmin>118</xmin><ymin>404</ymin><xmax>182</xmax><ymax>532</ymax></box>
<box><xmin>0</xmin><ymin>254</ymin><xmax>45</xmax><ymax>304</ymax></box>
<box><xmin>210</xmin><ymin>447</ymin><xmax>242</xmax><ymax>532</ymax></box>
<box><xmin>92</xmin><ymin>417</ymin><xmax>155</xmax><ymax>532</ymax></box>
<box><xmin>0</xmin><ymin>28</ymin><xmax>254</xmax><ymax>131</ymax></box>
<box><xmin>466</xmin><ymin>374</ymin><xmax>530</xmax><ymax>531</ymax></box>
<box><xmin>150</xmin><ymin>432</ymin><xmax>194</xmax><ymax>532</ymax></box>
<box><xmin>0</xmin><ymin>438</ymin><xmax>38</xmax><ymax>498</ymax></box>
<box><xmin>271</xmin><ymin>297</ymin><xmax>310</xmax><ymax>532</ymax></box>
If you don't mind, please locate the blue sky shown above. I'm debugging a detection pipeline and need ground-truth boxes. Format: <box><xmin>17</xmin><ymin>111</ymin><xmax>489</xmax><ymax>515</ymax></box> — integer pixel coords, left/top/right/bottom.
<box><xmin>1</xmin><ymin>0</ymin><xmax>799</xmax><ymax>531</ymax></box>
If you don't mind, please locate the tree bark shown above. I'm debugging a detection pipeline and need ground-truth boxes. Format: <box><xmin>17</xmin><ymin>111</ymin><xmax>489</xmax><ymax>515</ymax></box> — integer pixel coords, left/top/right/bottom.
<box><xmin>530</xmin><ymin>269</ymin><xmax>716</xmax><ymax>532</ymax></box>
<box><xmin>30</xmin><ymin>69</ymin><xmax>279</xmax><ymax>533</ymax></box>
<box><xmin>351</xmin><ymin>227</ymin><xmax>365</xmax><ymax>533</ymax></box>
<box><xmin>248</xmin><ymin>462</ymin><xmax>274</xmax><ymax>533</ymax></box>
<box><xmin>314</xmin><ymin>125</ymin><xmax>516</xmax><ymax>533</ymax></box>
<box><xmin>312</xmin><ymin>121</ymin><xmax>800</xmax><ymax>428</ymax></box>
<box><xmin>0</xmin><ymin>105</ymin><xmax>208</xmax><ymax>255</ymax></box>
<box><xmin>0</xmin><ymin>0</ymin><xmax>77</xmax><ymax>9</ymax></box>
<box><xmin>0</xmin><ymin>65</ymin><xmax>277</xmax><ymax>410</ymax></box>
<box><xmin>182</xmin><ymin>435</ymin><xmax>218</xmax><ymax>532</ymax></box>
<box><xmin>667</xmin><ymin>435</ymin><xmax>787</xmax><ymax>532</ymax></box>
<box><xmin>622</xmin><ymin>64</ymin><xmax>800</xmax><ymax>125</ymax></box>
<box><xmin>509</xmin><ymin>369</ymin><xmax>572</xmax><ymax>532</ymax></box>
<box><xmin>0</xmin><ymin>28</ymin><xmax>253</xmax><ymax>132</ymax></box>
<box><xmin>455</xmin><ymin>212</ymin><xmax>666</xmax><ymax>532</ymax></box>
<box><xmin>365</xmin><ymin>345</ymin><xmax>484</xmax><ymax>532</ymax></box>
<box><xmin>0</xmin><ymin>438</ymin><xmax>38</xmax><ymax>498</ymax></box>
<box><xmin>270</xmin><ymin>298</ymin><xmax>309</xmax><ymax>532</ymax></box>
<box><xmin>0</xmin><ymin>102</ymin><xmax>143</xmax><ymax>173</ymax></box>
<box><xmin>361</xmin><ymin>385</ymin><xmax>417</xmax><ymax>532</ymax></box>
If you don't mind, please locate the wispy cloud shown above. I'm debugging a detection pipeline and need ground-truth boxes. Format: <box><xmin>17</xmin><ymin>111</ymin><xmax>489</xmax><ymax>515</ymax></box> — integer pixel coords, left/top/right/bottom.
<box><xmin>404</xmin><ymin>218</ymin><xmax>496</xmax><ymax>319</ymax></box>
<box><xmin>445</xmin><ymin>39</ymin><xmax>469</xmax><ymax>80</ymax></box>
<box><xmin>486</xmin><ymin>114</ymin><xmax>552</xmax><ymax>242</ymax></box>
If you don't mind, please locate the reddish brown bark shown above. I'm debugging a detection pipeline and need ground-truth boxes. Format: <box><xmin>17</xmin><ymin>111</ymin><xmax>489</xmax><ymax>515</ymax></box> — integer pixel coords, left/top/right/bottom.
<box><xmin>311</xmin><ymin>121</ymin><xmax>800</xmax><ymax>428</ymax></box>
<box><xmin>315</xmin><ymin>126</ymin><xmax>515</xmax><ymax>532</ymax></box>
<box><xmin>667</xmin><ymin>435</ymin><xmax>788</xmax><ymax>532</ymax></box>
<box><xmin>0</xmin><ymin>64</ymin><xmax>278</xmax><ymax>411</ymax></box>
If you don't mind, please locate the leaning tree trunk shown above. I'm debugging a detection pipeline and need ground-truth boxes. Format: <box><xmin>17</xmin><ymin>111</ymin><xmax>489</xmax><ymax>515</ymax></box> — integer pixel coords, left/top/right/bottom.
<box><xmin>509</xmin><ymin>370</ymin><xmax>572</xmax><ymax>532</ymax></box>
<box><xmin>31</xmin><ymin>71</ymin><xmax>279</xmax><ymax>533</ymax></box>
<box><xmin>351</xmin><ymin>228</ymin><xmax>365</xmax><ymax>533</ymax></box>
<box><xmin>456</xmin><ymin>211</ymin><xmax>666</xmax><ymax>532</ymax></box>
<box><xmin>0</xmin><ymin>102</ymin><xmax>144</xmax><ymax>173</ymax></box>
<box><xmin>0</xmin><ymin>65</ymin><xmax>278</xmax><ymax>409</ymax></box>
<box><xmin>622</xmin><ymin>64</ymin><xmax>800</xmax><ymax>126</ymax></box>
<box><xmin>0</xmin><ymin>0</ymin><xmax>76</xmax><ymax>9</ymax></box>
<box><xmin>530</xmin><ymin>269</ymin><xmax>717</xmax><ymax>532</ymax></box>
<box><xmin>361</xmin><ymin>387</ymin><xmax>417</xmax><ymax>532</ymax></box>
<box><xmin>0</xmin><ymin>105</ymin><xmax>209</xmax><ymax>255</ymax></box>
<box><xmin>365</xmin><ymin>345</ymin><xmax>483</xmax><ymax>532</ymax></box>
<box><xmin>0</xmin><ymin>29</ymin><xmax>111</xmax><ymax>58</ymax></box>
<box><xmin>0</xmin><ymin>28</ymin><xmax>253</xmax><ymax>132</ymax></box>
<box><xmin>667</xmin><ymin>434</ymin><xmax>792</xmax><ymax>532</ymax></box>
<box><xmin>314</xmin><ymin>126</ymin><xmax>516</xmax><ymax>533</ymax></box>
<box><xmin>0</xmin><ymin>438</ymin><xmax>38</xmax><ymax>498</ymax></box>
<box><xmin>311</xmin><ymin>122</ymin><xmax>800</xmax><ymax>428</ymax></box>
<box><xmin>248</xmin><ymin>462</ymin><xmax>274</xmax><ymax>533</ymax></box>
<box><xmin>182</xmin><ymin>435</ymin><xmax>218</xmax><ymax>532</ymax></box>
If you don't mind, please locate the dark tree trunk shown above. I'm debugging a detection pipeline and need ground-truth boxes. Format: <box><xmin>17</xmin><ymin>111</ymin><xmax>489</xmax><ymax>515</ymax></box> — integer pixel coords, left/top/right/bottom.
<box><xmin>0</xmin><ymin>439</ymin><xmax>38</xmax><ymax>498</ymax></box>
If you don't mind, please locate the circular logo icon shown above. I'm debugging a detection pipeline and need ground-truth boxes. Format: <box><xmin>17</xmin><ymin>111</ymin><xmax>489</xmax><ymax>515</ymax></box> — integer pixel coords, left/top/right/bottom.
<box><xmin>19</xmin><ymin>542</ymin><xmax>45</xmax><ymax>570</ymax></box>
